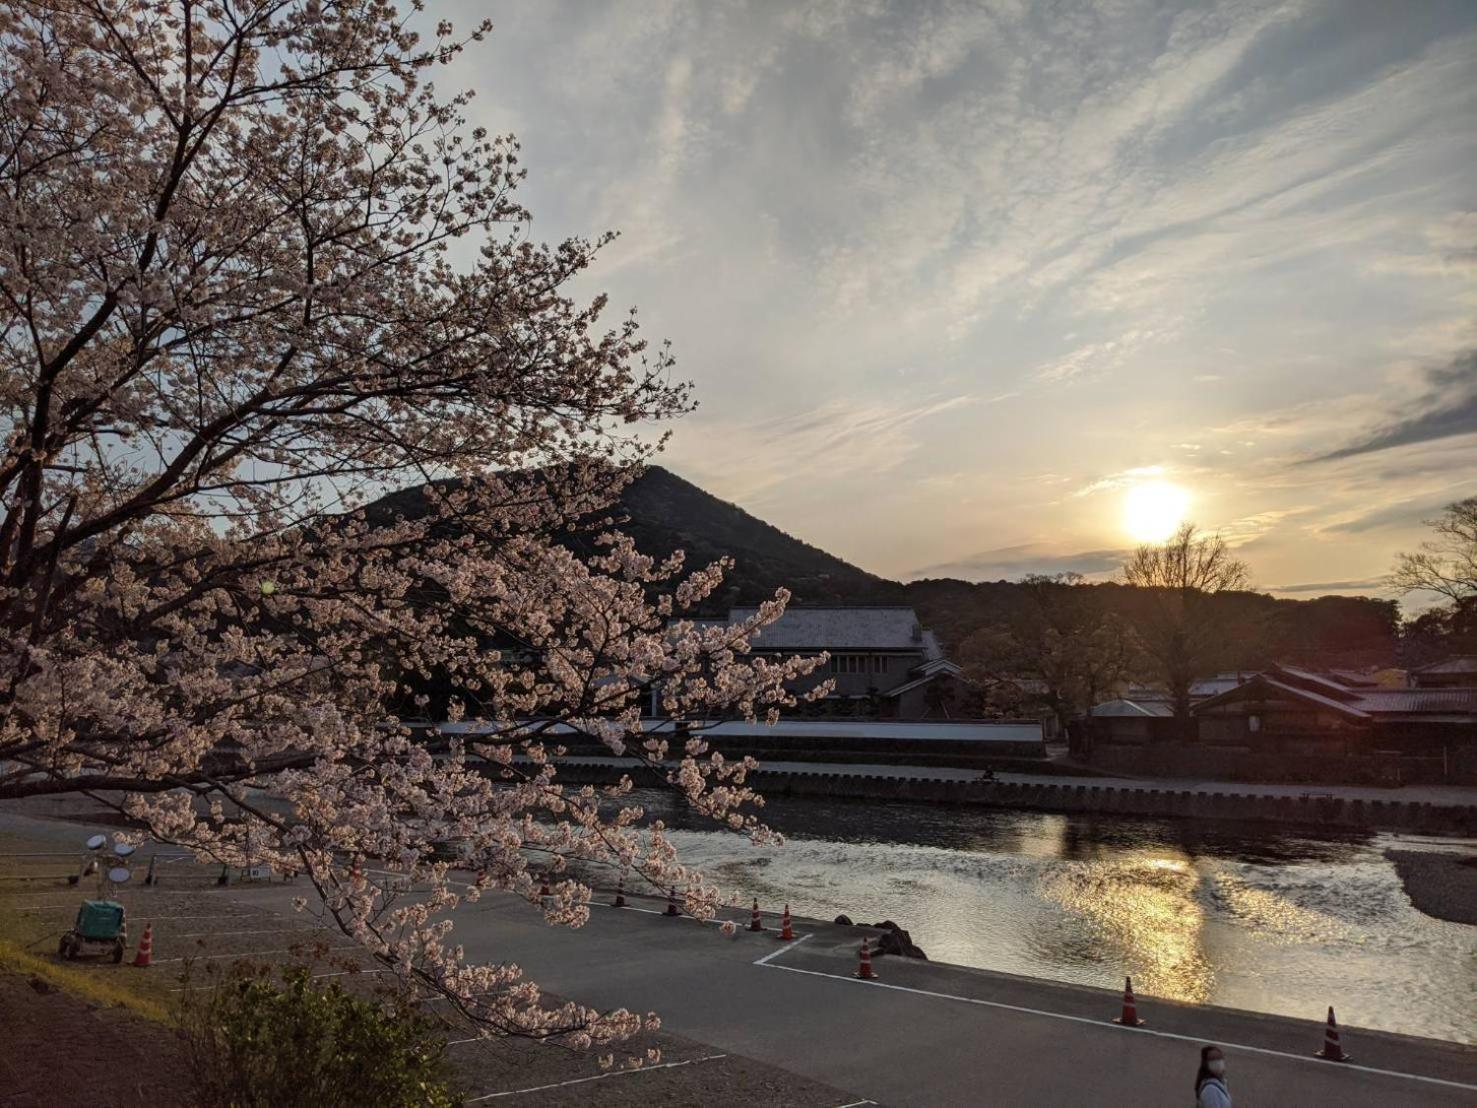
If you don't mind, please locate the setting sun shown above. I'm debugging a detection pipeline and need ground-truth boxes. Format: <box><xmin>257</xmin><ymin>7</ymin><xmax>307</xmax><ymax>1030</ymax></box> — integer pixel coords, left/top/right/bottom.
<box><xmin>1123</xmin><ymin>480</ymin><xmax>1191</xmax><ymax>543</ymax></box>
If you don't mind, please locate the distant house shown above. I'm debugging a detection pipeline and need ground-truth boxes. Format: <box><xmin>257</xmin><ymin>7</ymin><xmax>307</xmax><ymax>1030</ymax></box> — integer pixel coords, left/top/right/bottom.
<box><xmin>1409</xmin><ymin>655</ymin><xmax>1477</xmax><ymax>689</ymax></box>
<box><xmin>682</xmin><ymin>606</ymin><xmax>972</xmax><ymax>720</ymax></box>
<box><xmin>1084</xmin><ymin>663</ymin><xmax>1477</xmax><ymax>784</ymax></box>
<box><xmin>1084</xmin><ymin>674</ymin><xmax>1256</xmax><ymax>739</ymax></box>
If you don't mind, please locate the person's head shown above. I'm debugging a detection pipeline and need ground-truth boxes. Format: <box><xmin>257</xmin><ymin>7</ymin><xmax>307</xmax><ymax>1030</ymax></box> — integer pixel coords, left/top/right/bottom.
<box><xmin>1197</xmin><ymin>1045</ymin><xmax>1227</xmax><ymax>1087</ymax></box>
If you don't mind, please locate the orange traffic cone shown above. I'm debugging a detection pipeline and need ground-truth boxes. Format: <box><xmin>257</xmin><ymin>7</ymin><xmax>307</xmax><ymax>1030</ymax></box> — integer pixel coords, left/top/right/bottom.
<box><xmin>664</xmin><ymin>887</ymin><xmax>680</xmax><ymax>917</ymax></box>
<box><xmin>747</xmin><ymin>898</ymin><xmax>764</xmax><ymax>932</ymax></box>
<box><xmin>854</xmin><ymin>937</ymin><xmax>877</xmax><ymax>980</ymax></box>
<box><xmin>777</xmin><ymin>905</ymin><xmax>794</xmax><ymax>941</ymax></box>
<box><xmin>132</xmin><ymin>923</ymin><xmax>153</xmax><ymax>968</ymax></box>
<box><xmin>612</xmin><ymin>870</ymin><xmax>627</xmax><ymax>908</ymax></box>
<box><xmin>1316</xmin><ymin>1006</ymin><xmax>1348</xmax><ymax>1062</ymax></box>
<box><xmin>1113</xmin><ymin>976</ymin><xmax>1144</xmax><ymax>1026</ymax></box>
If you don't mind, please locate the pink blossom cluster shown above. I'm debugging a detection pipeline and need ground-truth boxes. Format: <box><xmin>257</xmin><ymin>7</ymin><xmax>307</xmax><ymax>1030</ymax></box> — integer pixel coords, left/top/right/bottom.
<box><xmin>0</xmin><ymin>1</ymin><xmax>826</xmax><ymax>1045</ymax></box>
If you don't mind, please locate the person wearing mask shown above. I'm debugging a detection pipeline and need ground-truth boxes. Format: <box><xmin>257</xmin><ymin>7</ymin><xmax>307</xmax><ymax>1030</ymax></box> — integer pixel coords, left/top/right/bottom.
<box><xmin>1195</xmin><ymin>1045</ymin><xmax>1232</xmax><ymax>1108</ymax></box>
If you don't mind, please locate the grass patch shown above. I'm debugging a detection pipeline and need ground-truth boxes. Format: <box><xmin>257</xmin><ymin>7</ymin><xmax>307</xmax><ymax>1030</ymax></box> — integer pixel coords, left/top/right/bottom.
<box><xmin>0</xmin><ymin>937</ymin><xmax>170</xmax><ymax>1022</ymax></box>
<box><xmin>0</xmin><ymin>839</ymin><xmax>172</xmax><ymax>1023</ymax></box>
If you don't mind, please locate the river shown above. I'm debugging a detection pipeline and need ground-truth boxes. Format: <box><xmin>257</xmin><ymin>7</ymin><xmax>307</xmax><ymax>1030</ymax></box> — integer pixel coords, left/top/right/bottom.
<box><xmin>623</xmin><ymin>790</ymin><xmax>1477</xmax><ymax>1045</ymax></box>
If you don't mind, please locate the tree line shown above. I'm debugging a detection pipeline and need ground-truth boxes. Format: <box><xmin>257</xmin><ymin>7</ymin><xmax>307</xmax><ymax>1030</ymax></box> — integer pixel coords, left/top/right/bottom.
<box><xmin>953</xmin><ymin>502</ymin><xmax>1477</xmax><ymax>733</ymax></box>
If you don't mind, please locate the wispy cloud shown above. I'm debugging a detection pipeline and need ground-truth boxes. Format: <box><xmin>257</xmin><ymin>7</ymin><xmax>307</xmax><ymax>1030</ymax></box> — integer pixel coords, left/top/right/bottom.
<box><xmin>448</xmin><ymin>0</ymin><xmax>1477</xmax><ymax>587</ymax></box>
<box><xmin>665</xmin><ymin>393</ymin><xmax>975</xmax><ymax>506</ymax></box>
<box><xmin>1312</xmin><ymin>350</ymin><xmax>1477</xmax><ymax>462</ymax></box>
<box><xmin>1074</xmin><ymin>466</ymin><xmax>1168</xmax><ymax>498</ymax></box>
<box><xmin>1272</xmin><ymin>578</ymin><xmax>1392</xmax><ymax>594</ymax></box>
<box><xmin>909</xmin><ymin>543</ymin><xmax>1129</xmax><ymax>582</ymax></box>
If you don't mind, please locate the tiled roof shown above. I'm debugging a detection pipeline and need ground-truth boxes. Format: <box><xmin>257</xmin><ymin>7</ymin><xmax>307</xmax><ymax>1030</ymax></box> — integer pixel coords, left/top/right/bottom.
<box><xmin>1092</xmin><ymin>698</ymin><xmax>1176</xmax><ymax>718</ymax></box>
<box><xmin>920</xmin><ymin>629</ymin><xmax>945</xmax><ymax>662</ymax></box>
<box><xmin>1353</xmin><ymin>687</ymin><xmax>1477</xmax><ymax>716</ymax></box>
<box><xmin>1121</xmin><ymin>674</ymin><xmax>1250</xmax><ymax>701</ymax></box>
<box><xmin>1193</xmin><ymin>675</ymin><xmax>1477</xmax><ymax>720</ymax></box>
<box><xmin>1271</xmin><ymin>664</ymin><xmax>1363</xmax><ymax>701</ymax></box>
<box><xmin>1412</xmin><ymin>655</ymin><xmax>1477</xmax><ymax>676</ymax></box>
<box><xmin>726</xmin><ymin>606</ymin><xmax>928</xmax><ymax>651</ymax></box>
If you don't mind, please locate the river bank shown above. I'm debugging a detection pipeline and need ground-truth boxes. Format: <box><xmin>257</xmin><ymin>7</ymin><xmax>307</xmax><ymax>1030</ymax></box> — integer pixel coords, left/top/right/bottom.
<box><xmin>542</xmin><ymin>757</ymin><xmax>1477</xmax><ymax>835</ymax></box>
<box><xmin>1387</xmin><ymin>849</ymin><xmax>1477</xmax><ymax>925</ymax></box>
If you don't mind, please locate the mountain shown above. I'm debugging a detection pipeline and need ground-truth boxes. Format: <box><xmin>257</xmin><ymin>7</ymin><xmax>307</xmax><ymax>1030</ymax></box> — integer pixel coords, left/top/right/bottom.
<box><xmin>359</xmin><ymin>465</ymin><xmax>1401</xmax><ymax>668</ymax></box>
<box><xmin>601</xmin><ymin>466</ymin><xmax>900</xmax><ymax>608</ymax></box>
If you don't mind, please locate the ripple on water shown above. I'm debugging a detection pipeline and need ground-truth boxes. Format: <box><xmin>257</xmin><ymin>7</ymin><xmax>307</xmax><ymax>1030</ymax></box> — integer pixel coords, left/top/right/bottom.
<box><xmin>610</xmin><ymin>805</ymin><xmax>1477</xmax><ymax>1043</ymax></box>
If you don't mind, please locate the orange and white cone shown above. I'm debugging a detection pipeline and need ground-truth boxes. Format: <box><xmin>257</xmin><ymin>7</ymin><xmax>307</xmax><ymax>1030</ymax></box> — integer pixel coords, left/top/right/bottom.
<box><xmin>1113</xmin><ymin>975</ymin><xmax>1144</xmax><ymax>1026</ymax></box>
<box><xmin>612</xmin><ymin>870</ymin><xmax>627</xmax><ymax>908</ymax></box>
<box><xmin>777</xmin><ymin>905</ymin><xmax>794</xmax><ymax>941</ymax></box>
<box><xmin>132</xmin><ymin>923</ymin><xmax>153</xmax><ymax>968</ymax></box>
<box><xmin>1316</xmin><ymin>1006</ymin><xmax>1348</xmax><ymax>1062</ymax></box>
<box><xmin>748</xmin><ymin>898</ymin><xmax>764</xmax><ymax>932</ymax></box>
<box><xmin>664</xmin><ymin>887</ymin><xmax>680</xmax><ymax>917</ymax></box>
<box><xmin>854</xmin><ymin>937</ymin><xmax>877</xmax><ymax>980</ymax></box>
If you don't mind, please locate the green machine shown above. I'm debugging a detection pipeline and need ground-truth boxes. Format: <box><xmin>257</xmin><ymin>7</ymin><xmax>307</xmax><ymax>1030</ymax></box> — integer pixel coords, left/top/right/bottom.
<box><xmin>59</xmin><ymin>899</ymin><xmax>128</xmax><ymax>962</ymax></box>
<box><xmin>58</xmin><ymin>834</ymin><xmax>134</xmax><ymax>962</ymax></box>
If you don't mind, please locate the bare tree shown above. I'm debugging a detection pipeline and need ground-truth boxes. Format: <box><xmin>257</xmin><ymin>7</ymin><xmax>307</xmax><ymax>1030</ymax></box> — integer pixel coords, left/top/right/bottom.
<box><xmin>959</xmin><ymin>574</ymin><xmax>1136</xmax><ymax>734</ymax></box>
<box><xmin>1121</xmin><ymin>524</ymin><xmax>1251</xmax><ymax>730</ymax></box>
<box><xmin>1390</xmin><ymin>497</ymin><xmax>1477</xmax><ymax>605</ymax></box>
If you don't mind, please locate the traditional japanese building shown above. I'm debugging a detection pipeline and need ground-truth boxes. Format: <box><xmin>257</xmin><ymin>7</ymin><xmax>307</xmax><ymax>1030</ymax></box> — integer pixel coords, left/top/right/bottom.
<box><xmin>684</xmin><ymin>606</ymin><xmax>971</xmax><ymax>719</ymax></box>
<box><xmin>1084</xmin><ymin>663</ymin><xmax>1477</xmax><ymax>784</ymax></box>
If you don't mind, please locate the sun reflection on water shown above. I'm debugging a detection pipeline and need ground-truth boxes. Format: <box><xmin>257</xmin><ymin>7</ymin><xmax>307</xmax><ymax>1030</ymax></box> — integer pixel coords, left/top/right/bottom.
<box><xmin>1038</xmin><ymin>852</ymin><xmax>1214</xmax><ymax>1003</ymax></box>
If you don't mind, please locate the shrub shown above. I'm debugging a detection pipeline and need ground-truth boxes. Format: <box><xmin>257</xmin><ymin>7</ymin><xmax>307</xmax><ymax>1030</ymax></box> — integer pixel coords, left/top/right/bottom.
<box><xmin>177</xmin><ymin>963</ymin><xmax>459</xmax><ymax>1107</ymax></box>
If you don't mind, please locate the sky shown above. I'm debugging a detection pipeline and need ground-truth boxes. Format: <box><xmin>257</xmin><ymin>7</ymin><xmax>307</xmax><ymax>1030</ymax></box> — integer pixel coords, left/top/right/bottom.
<box><xmin>439</xmin><ymin>0</ymin><xmax>1476</xmax><ymax>600</ymax></box>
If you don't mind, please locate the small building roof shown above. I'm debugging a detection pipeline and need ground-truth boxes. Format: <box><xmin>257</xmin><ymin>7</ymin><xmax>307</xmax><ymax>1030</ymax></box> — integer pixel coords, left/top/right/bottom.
<box><xmin>1193</xmin><ymin>675</ymin><xmax>1477</xmax><ymax>721</ymax></box>
<box><xmin>884</xmin><ymin>659</ymin><xmax>964</xmax><ymax>698</ymax></box>
<box><xmin>1091</xmin><ymin>698</ymin><xmax>1176</xmax><ymax>718</ymax></box>
<box><xmin>1411</xmin><ymin>655</ymin><xmax>1477</xmax><ymax>676</ymax></box>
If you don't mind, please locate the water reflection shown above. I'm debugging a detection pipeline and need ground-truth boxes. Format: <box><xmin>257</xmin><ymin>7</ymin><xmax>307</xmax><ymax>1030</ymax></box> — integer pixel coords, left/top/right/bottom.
<box><xmin>1035</xmin><ymin>851</ymin><xmax>1212</xmax><ymax>1003</ymax></box>
<box><xmin>614</xmin><ymin>790</ymin><xmax>1476</xmax><ymax>1044</ymax></box>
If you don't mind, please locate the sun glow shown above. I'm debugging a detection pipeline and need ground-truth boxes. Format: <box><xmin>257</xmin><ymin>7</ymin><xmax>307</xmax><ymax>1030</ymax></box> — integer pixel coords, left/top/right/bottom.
<box><xmin>1123</xmin><ymin>481</ymin><xmax>1191</xmax><ymax>543</ymax></box>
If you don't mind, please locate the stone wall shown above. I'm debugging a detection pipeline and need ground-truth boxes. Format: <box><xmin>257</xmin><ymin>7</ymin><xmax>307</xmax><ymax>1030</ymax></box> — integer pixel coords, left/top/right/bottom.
<box><xmin>546</xmin><ymin>761</ymin><xmax>1476</xmax><ymax>836</ymax></box>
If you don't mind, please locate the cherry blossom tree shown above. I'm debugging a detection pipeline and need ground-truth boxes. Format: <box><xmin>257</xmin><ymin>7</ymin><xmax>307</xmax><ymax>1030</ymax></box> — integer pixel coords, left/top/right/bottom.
<box><xmin>0</xmin><ymin>0</ymin><xmax>822</xmax><ymax>1045</ymax></box>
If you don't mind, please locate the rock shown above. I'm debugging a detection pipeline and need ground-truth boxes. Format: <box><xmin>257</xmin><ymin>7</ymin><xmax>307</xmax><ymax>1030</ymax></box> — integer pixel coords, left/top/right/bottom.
<box><xmin>28</xmin><ymin>976</ymin><xmax>53</xmax><ymax>995</ymax></box>
<box><xmin>833</xmin><ymin>914</ymin><xmax>853</xmax><ymax>926</ymax></box>
<box><xmin>870</xmin><ymin>922</ymin><xmax>928</xmax><ymax>960</ymax></box>
<box><xmin>870</xmin><ymin>919</ymin><xmax>899</xmax><ymax>931</ymax></box>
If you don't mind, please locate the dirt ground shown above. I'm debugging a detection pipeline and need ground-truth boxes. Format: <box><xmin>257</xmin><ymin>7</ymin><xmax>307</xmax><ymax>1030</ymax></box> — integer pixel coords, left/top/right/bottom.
<box><xmin>0</xmin><ymin>816</ymin><xmax>858</xmax><ymax>1106</ymax></box>
<box><xmin>0</xmin><ymin>971</ymin><xmax>195</xmax><ymax>1108</ymax></box>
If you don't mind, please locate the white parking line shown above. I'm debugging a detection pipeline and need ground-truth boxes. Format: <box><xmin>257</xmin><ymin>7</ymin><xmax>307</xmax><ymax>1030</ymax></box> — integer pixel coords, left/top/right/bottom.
<box><xmin>464</xmin><ymin>1053</ymin><xmax>729</xmax><ymax>1102</ymax></box>
<box><xmin>590</xmin><ymin>899</ymin><xmax>774</xmax><ymax>932</ymax></box>
<box><xmin>167</xmin><ymin>928</ymin><xmax>330</xmax><ymax>938</ymax></box>
<box><xmin>752</xmin><ymin>932</ymin><xmax>812</xmax><ymax>966</ymax></box>
<box><xmin>754</xmin><ymin>949</ymin><xmax>1477</xmax><ymax>1093</ymax></box>
<box><xmin>154</xmin><ymin>948</ymin><xmax>298</xmax><ymax>964</ymax></box>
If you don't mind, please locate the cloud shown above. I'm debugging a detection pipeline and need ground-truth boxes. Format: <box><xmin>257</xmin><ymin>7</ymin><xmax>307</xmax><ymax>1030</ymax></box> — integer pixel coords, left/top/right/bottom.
<box><xmin>443</xmin><ymin>0</ymin><xmax>1477</xmax><ymax>587</ymax></box>
<box><xmin>665</xmin><ymin>393</ymin><xmax>975</xmax><ymax>505</ymax></box>
<box><xmin>1074</xmin><ymin>466</ymin><xmax>1167</xmax><ymax>497</ymax></box>
<box><xmin>908</xmin><ymin>543</ymin><xmax>1129</xmax><ymax>582</ymax></box>
<box><xmin>1272</xmin><ymin>579</ymin><xmax>1391</xmax><ymax>594</ymax></box>
<box><xmin>1321</xmin><ymin>496</ymin><xmax>1457</xmax><ymax>535</ymax></box>
<box><xmin>1311</xmin><ymin>351</ymin><xmax>1477</xmax><ymax>462</ymax></box>
<box><xmin>1217</xmin><ymin>508</ymin><xmax>1307</xmax><ymax>546</ymax></box>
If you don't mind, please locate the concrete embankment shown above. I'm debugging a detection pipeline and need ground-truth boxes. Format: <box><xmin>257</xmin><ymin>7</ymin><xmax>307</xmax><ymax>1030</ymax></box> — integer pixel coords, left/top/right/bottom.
<box><xmin>549</xmin><ymin>761</ymin><xmax>1477</xmax><ymax>836</ymax></box>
